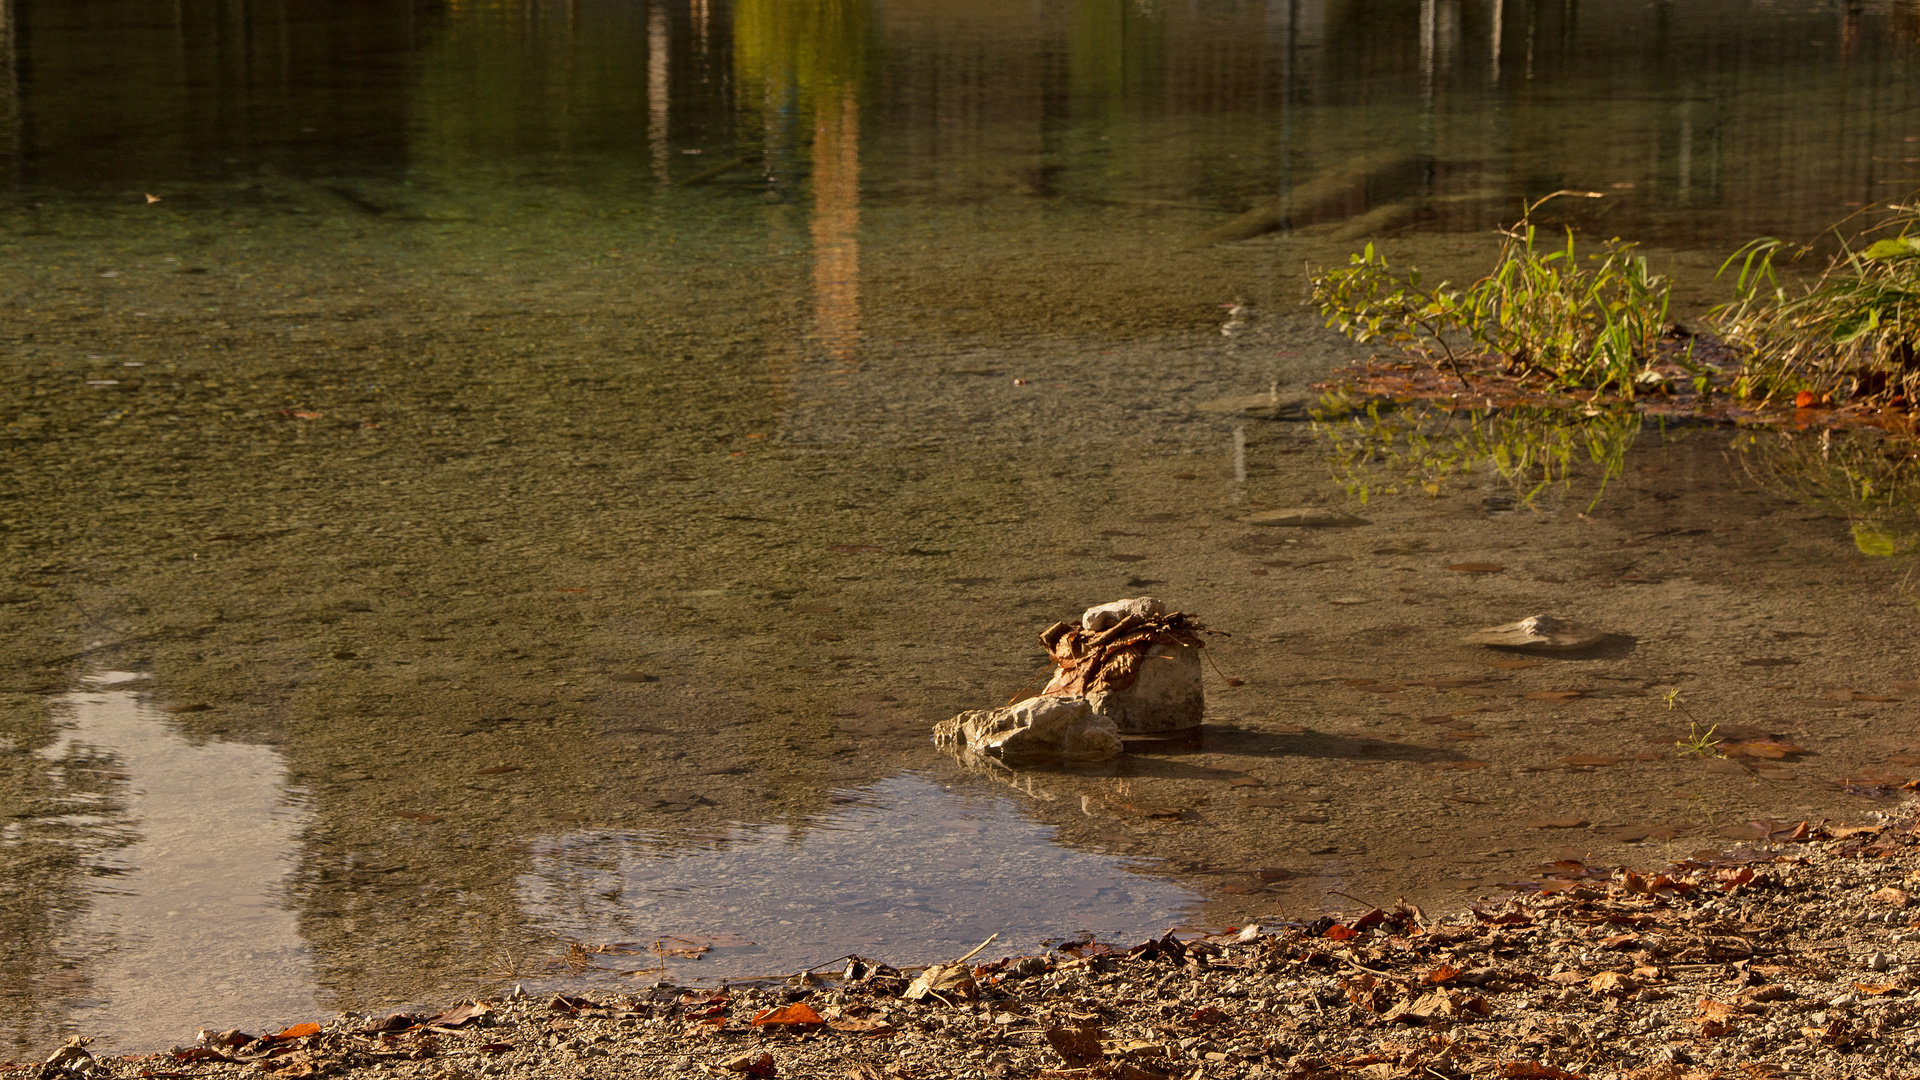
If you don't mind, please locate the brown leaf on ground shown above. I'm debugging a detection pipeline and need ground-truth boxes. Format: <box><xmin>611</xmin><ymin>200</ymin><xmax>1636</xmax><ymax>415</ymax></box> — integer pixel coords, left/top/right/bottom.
<box><xmin>428</xmin><ymin>1002</ymin><xmax>493</xmax><ymax>1028</ymax></box>
<box><xmin>751</xmin><ymin>1003</ymin><xmax>824</xmax><ymax>1028</ymax></box>
<box><xmin>1500</xmin><ymin>1062</ymin><xmax>1586</xmax><ymax>1079</ymax></box>
<box><xmin>721</xmin><ymin>1050</ymin><xmax>777</xmax><ymax>1077</ymax></box>
<box><xmin>1043</xmin><ymin>1022</ymin><xmax>1104</xmax><ymax>1067</ymax></box>
<box><xmin>1588</xmin><ymin>971</ymin><xmax>1638</xmax><ymax>995</ymax></box>
<box><xmin>1527</xmin><ymin>691</ymin><xmax>1586</xmax><ymax>703</ymax></box>
<box><xmin>1527</xmin><ymin>817</ymin><xmax>1588</xmax><ymax>829</ymax></box>
<box><xmin>1448</xmin><ymin>563</ymin><xmax>1504</xmax><ymax>573</ymax></box>
<box><xmin>827</xmin><ymin>1017</ymin><xmax>896</xmax><ymax>1035</ymax></box>
<box><xmin>1870</xmin><ymin>886</ymin><xmax>1910</xmax><ymax>907</ymax></box>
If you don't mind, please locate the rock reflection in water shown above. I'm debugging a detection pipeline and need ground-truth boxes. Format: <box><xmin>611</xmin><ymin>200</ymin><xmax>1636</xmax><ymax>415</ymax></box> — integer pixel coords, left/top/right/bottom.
<box><xmin>31</xmin><ymin>674</ymin><xmax>318</xmax><ymax>1053</ymax></box>
<box><xmin>517</xmin><ymin>774</ymin><xmax>1198</xmax><ymax>984</ymax></box>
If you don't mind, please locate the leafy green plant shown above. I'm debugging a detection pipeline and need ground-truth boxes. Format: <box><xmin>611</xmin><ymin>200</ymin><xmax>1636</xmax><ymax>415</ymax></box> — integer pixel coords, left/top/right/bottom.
<box><xmin>1712</xmin><ymin>202</ymin><xmax>1920</xmax><ymax>405</ymax></box>
<box><xmin>1310</xmin><ymin>395</ymin><xmax>1642</xmax><ymax>509</ymax></box>
<box><xmin>1309</xmin><ymin>192</ymin><xmax>1673</xmax><ymax>397</ymax></box>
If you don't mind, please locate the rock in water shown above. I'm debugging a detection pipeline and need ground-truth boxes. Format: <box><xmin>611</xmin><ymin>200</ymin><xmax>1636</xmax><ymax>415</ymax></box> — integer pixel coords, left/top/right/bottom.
<box><xmin>1461</xmin><ymin>615</ymin><xmax>1604</xmax><ymax>651</ymax></box>
<box><xmin>1086</xmin><ymin>641</ymin><xmax>1204</xmax><ymax>733</ymax></box>
<box><xmin>932</xmin><ymin>695</ymin><xmax>1122</xmax><ymax>761</ymax></box>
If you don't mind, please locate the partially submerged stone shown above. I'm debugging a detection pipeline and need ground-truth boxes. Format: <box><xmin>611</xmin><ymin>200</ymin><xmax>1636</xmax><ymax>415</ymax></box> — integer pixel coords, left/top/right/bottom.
<box><xmin>1242</xmin><ymin>507</ymin><xmax>1370</xmax><ymax>527</ymax></box>
<box><xmin>1084</xmin><ymin>642</ymin><xmax>1204</xmax><ymax>734</ymax></box>
<box><xmin>932</xmin><ymin>695</ymin><xmax>1122</xmax><ymax>761</ymax></box>
<box><xmin>1462</xmin><ymin>615</ymin><xmax>1604</xmax><ymax>652</ymax></box>
<box><xmin>1041</xmin><ymin>597</ymin><xmax>1206</xmax><ymax>733</ymax></box>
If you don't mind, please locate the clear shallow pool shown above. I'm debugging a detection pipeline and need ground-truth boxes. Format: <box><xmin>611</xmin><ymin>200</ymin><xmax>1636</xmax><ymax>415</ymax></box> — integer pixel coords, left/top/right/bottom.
<box><xmin>5</xmin><ymin>0</ymin><xmax>1920</xmax><ymax>1057</ymax></box>
<box><xmin>517</xmin><ymin>774</ymin><xmax>1198</xmax><ymax>988</ymax></box>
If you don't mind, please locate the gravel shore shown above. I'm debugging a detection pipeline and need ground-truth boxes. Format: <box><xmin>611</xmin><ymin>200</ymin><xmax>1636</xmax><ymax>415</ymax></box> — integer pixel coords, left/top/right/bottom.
<box><xmin>14</xmin><ymin>810</ymin><xmax>1920</xmax><ymax>1080</ymax></box>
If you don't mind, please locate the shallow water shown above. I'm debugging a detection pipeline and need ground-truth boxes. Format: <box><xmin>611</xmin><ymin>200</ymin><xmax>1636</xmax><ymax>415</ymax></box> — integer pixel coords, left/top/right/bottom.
<box><xmin>4</xmin><ymin>0</ymin><xmax>1920</xmax><ymax>1056</ymax></box>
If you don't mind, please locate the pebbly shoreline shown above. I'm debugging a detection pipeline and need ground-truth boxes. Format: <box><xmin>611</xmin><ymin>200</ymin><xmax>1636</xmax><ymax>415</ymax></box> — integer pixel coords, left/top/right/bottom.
<box><xmin>12</xmin><ymin>810</ymin><xmax>1920</xmax><ymax>1080</ymax></box>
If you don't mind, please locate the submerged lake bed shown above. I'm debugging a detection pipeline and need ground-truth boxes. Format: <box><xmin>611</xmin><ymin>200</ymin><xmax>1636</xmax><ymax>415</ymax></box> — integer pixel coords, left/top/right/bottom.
<box><xmin>5</xmin><ymin>0</ymin><xmax>1920</xmax><ymax>1055</ymax></box>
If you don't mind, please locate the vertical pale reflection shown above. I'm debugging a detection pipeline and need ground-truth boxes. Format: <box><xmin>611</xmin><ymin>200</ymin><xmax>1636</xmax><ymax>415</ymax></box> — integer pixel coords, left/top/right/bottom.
<box><xmin>649</xmin><ymin>1</ymin><xmax>671</xmax><ymax>188</ymax></box>
<box><xmin>1489</xmin><ymin>0</ymin><xmax>1502</xmax><ymax>86</ymax></box>
<box><xmin>0</xmin><ymin>0</ymin><xmax>16</xmax><ymax>185</ymax></box>
<box><xmin>812</xmin><ymin>84</ymin><xmax>862</xmax><ymax>364</ymax></box>
<box><xmin>45</xmin><ymin>674</ymin><xmax>317</xmax><ymax>1051</ymax></box>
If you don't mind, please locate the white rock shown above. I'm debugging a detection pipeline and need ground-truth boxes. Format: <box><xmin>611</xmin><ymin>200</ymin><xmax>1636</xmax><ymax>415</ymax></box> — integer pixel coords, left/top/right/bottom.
<box><xmin>1080</xmin><ymin>596</ymin><xmax>1166</xmax><ymax>632</ymax></box>
<box><xmin>1460</xmin><ymin>615</ymin><xmax>1605</xmax><ymax>651</ymax></box>
<box><xmin>931</xmin><ymin>695</ymin><xmax>1122</xmax><ymax>761</ymax></box>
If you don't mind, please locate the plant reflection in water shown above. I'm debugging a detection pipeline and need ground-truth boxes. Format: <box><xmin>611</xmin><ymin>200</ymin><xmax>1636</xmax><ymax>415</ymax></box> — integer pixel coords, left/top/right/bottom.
<box><xmin>1735</xmin><ymin>427</ymin><xmax>1920</xmax><ymax>566</ymax></box>
<box><xmin>1310</xmin><ymin>394</ymin><xmax>1645</xmax><ymax>510</ymax></box>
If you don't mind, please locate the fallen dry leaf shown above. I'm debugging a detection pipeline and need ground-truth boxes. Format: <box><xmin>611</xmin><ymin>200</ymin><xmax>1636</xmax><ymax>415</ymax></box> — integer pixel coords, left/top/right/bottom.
<box><xmin>1448</xmin><ymin>563</ymin><xmax>1504</xmax><ymax>573</ymax></box>
<box><xmin>1528</xmin><ymin>817</ymin><xmax>1588</xmax><ymax>829</ymax></box>
<box><xmin>750</xmin><ymin>1003</ymin><xmax>824</xmax><ymax>1028</ymax></box>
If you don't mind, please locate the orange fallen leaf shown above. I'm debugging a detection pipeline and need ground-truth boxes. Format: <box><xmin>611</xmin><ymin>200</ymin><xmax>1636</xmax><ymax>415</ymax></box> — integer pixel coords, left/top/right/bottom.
<box><xmin>750</xmin><ymin>1003</ymin><xmax>824</xmax><ymax>1027</ymax></box>
<box><xmin>1323</xmin><ymin>924</ymin><xmax>1359</xmax><ymax>941</ymax></box>
<box><xmin>268</xmin><ymin>1023</ymin><xmax>321</xmax><ymax>1041</ymax></box>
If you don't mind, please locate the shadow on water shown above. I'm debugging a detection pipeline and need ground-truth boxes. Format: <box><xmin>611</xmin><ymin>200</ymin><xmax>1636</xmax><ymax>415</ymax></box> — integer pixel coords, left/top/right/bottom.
<box><xmin>4</xmin><ymin>0</ymin><xmax>1920</xmax><ymax>1056</ymax></box>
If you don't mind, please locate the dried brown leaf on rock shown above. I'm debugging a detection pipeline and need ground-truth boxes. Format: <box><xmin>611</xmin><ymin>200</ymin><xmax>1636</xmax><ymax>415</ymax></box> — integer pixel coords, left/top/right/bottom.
<box><xmin>827</xmin><ymin>1016</ymin><xmax>896</xmax><ymax>1035</ymax></box>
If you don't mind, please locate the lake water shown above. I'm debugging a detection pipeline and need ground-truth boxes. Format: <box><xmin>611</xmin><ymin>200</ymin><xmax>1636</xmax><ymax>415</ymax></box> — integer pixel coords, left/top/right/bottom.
<box><xmin>5</xmin><ymin>0</ymin><xmax>1920</xmax><ymax>1055</ymax></box>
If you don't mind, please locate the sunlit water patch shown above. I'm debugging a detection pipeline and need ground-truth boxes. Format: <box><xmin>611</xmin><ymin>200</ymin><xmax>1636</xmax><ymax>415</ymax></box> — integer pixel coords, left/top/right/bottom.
<box><xmin>517</xmin><ymin>774</ymin><xmax>1200</xmax><ymax>985</ymax></box>
<box><xmin>32</xmin><ymin>673</ymin><xmax>319</xmax><ymax>1052</ymax></box>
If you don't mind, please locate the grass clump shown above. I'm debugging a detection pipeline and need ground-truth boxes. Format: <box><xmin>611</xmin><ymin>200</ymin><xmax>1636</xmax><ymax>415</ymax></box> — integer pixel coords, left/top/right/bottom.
<box><xmin>1310</xmin><ymin>192</ymin><xmax>1672</xmax><ymax>399</ymax></box>
<box><xmin>1712</xmin><ymin>202</ymin><xmax>1920</xmax><ymax>408</ymax></box>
